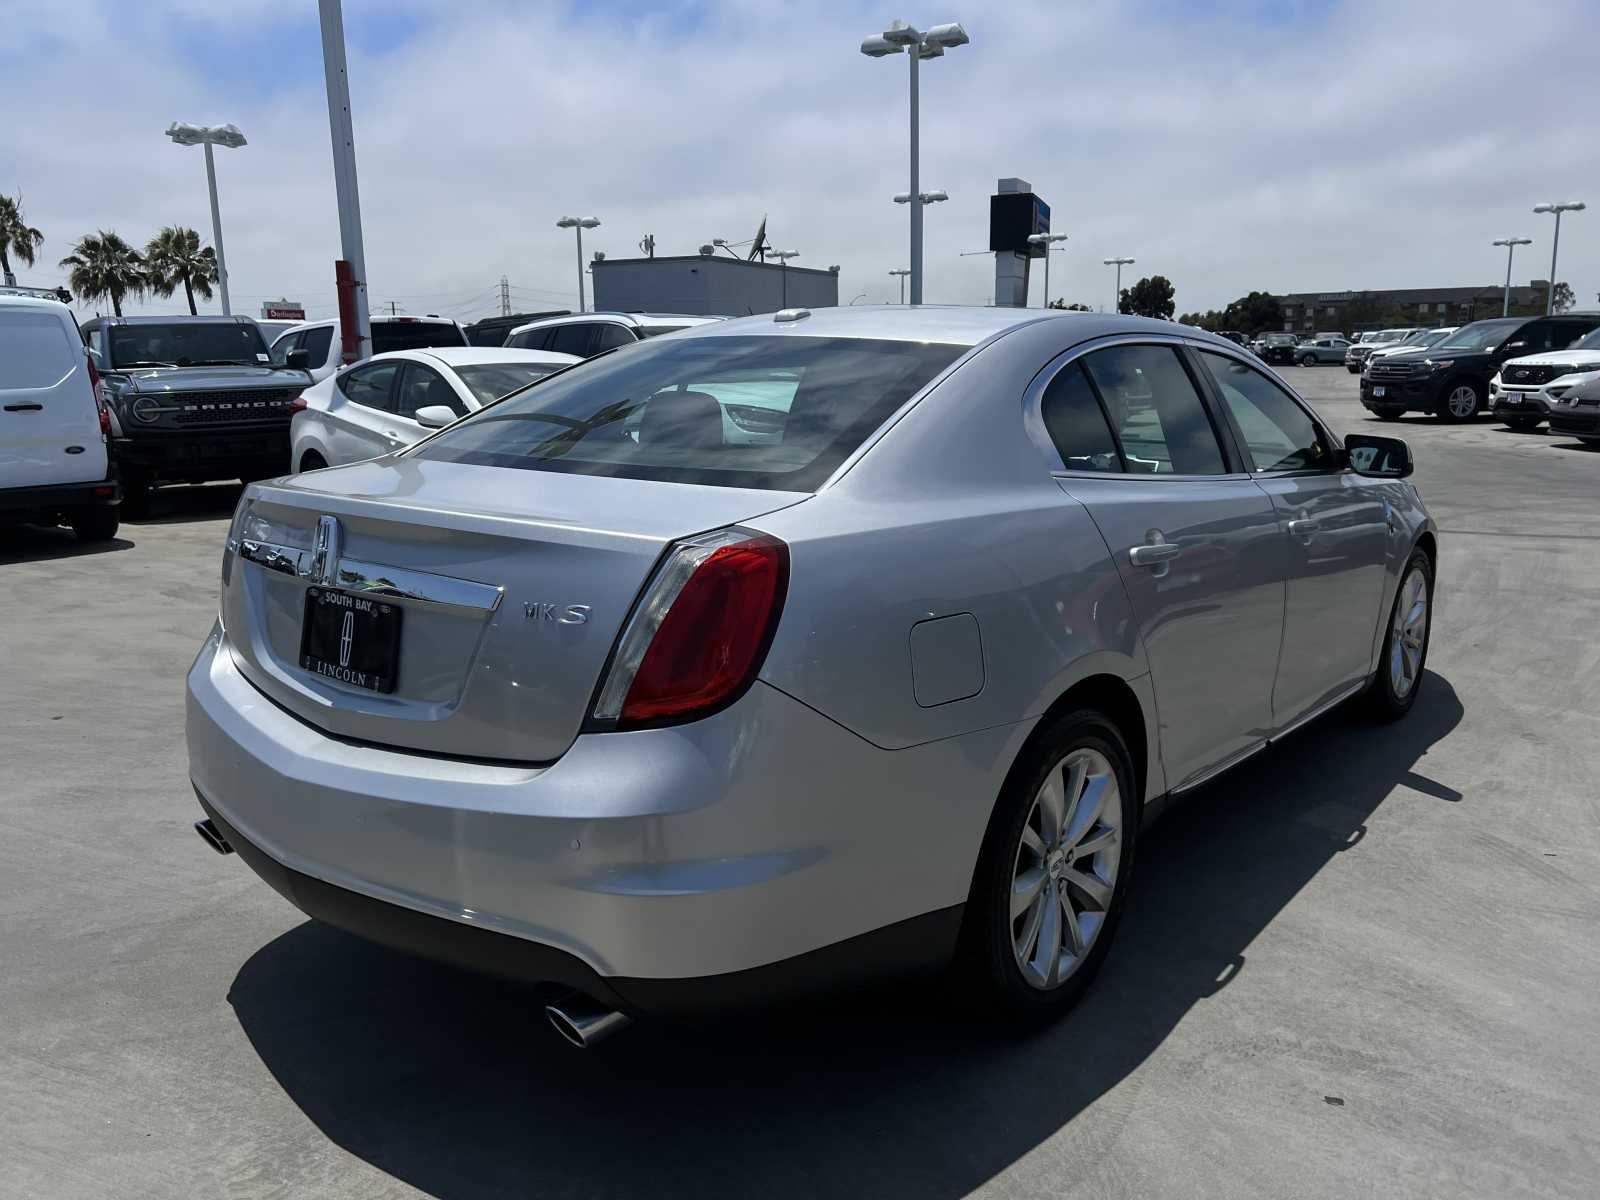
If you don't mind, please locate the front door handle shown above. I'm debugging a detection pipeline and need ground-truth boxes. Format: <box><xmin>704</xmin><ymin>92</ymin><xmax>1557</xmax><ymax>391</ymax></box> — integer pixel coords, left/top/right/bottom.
<box><xmin>1129</xmin><ymin>542</ymin><xmax>1182</xmax><ymax>567</ymax></box>
<box><xmin>3</xmin><ymin>402</ymin><xmax>44</xmax><ymax>412</ymax></box>
<box><xmin>1288</xmin><ymin>518</ymin><xmax>1320</xmax><ymax>537</ymax></box>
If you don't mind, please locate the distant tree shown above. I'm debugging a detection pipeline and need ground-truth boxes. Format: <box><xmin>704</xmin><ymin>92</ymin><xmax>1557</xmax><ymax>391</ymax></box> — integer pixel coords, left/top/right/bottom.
<box><xmin>1220</xmin><ymin>291</ymin><xmax>1283</xmax><ymax>334</ymax></box>
<box><xmin>0</xmin><ymin>192</ymin><xmax>44</xmax><ymax>287</ymax></box>
<box><xmin>59</xmin><ymin>231</ymin><xmax>146</xmax><ymax>317</ymax></box>
<box><xmin>144</xmin><ymin>226</ymin><xmax>217</xmax><ymax>315</ymax></box>
<box><xmin>1551</xmin><ymin>281</ymin><xmax>1575</xmax><ymax>314</ymax></box>
<box><xmin>1119</xmin><ymin>275</ymin><xmax>1175</xmax><ymax>320</ymax></box>
<box><xmin>1048</xmin><ymin>299</ymin><xmax>1094</xmax><ymax>311</ymax></box>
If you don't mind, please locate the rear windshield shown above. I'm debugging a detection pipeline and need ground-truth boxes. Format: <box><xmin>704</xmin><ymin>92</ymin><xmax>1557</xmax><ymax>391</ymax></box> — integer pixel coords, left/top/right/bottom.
<box><xmin>412</xmin><ymin>334</ymin><xmax>964</xmax><ymax>491</ymax></box>
<box><xmin>108</xmin><ymin>322</ymin><xmax>267</xmax><ymax>368</ymax></box>
<box><xmin>453</xmin><ymin>362</ymin><xmax>568</xmax><ymax>404</ymax></box>
<box><xmin>0</xmin><ymin>309</ymin><xmax>78</xmax><ymax>389</ymax></box>
<box><xmin>371</xmin><ymin>321</ymin><xmax>468</xmax><ymax>354</ymax></box>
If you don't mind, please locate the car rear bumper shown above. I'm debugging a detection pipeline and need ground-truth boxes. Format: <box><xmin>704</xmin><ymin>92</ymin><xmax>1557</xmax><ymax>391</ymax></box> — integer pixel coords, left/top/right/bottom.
<box><xmin>186</xmin><ymin>623</ymin><xmax>1023</xmax><ymax>998</ymax></box>
<box><xmin>0</xmin><ymin>476</ymin><xmax>119</xmax><ymax>515</ymax></box>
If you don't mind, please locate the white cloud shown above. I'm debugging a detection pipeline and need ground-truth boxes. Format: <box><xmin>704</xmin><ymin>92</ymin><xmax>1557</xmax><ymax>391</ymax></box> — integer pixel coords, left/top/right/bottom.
<box><xmin>5</xmin><ymin>0</ymin><xmax>1598</xmax><ymax>321</ymax></box>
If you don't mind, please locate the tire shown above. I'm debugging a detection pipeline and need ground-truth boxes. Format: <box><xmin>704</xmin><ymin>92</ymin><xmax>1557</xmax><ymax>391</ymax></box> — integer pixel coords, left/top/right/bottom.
<box><xmin>959</xmin><ymin>709</ymin><xmax>1138</xmax><ymax>1024</ymax></box>
<box><xmin>1365</xmin><ymin>549</ymin><xmax>1433</xmax><ymax>721</ymax></box>
<box><xmin>69</xmin><ymin>505</ymin><xmax>120</xmax><ymax>543</ymax></box>
<box><xmin>1504</xmin><ymin>417</ymin><xmax>1541</xmax><ymax>432</ymax></box>
<box><xmin>298</xmin><ymin>450</ymin><xmax>328</xmax><ymax>473</ymax></box>
<box><xmin>1347</xmin><ymin>366</ymin><xmax>1360</xmax><ymax>374</ymax></box>
<box><xmin>1372</xmin><ymin>408</ymin><xmax>1404</xmax><ymax>422</ymax></box>
<box><xmin>120</xmin><ymin>472</ymin><xmax>151</xmax><ymax>520</ymax></box>
<box><xmin>1437</xmin><ymin>381</ymin><xmax>1482</xmax><ymax>422</ymax></box>
<box><xmin>1298</xmin><ymin>355</ymin><xmax>1317</xmax><ymax>367</ymax></box>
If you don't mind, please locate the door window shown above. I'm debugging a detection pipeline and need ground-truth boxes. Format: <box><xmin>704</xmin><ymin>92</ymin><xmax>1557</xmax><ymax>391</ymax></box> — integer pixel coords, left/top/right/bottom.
<box><xmin>268</xmin><ymin>331</ymin><xmax>301</xmax><ymax>366</ymax></box>
<box><xmin>1200</xmin><ymin>351</ymin><xmax>1335</xmax><ymax>472</ymax></box>
<box><xmin>1039</xmin><ymin>361</ymin><xmax>1121</xmax><ymax>472</ymax></box>
<box><xmin>338</xmin><ymin>362</ymin><xmax>400</xmax><ymax>411</ymax></box>
<box><xmin>301</xmin><ymin>326</ymin><xmax>334</xmax><ymax>367</ymax></box>
<box><xmin>591</xmin><ymin>323</ymin><xmax>637</xmax><ymax>353</ymax></box>
<box><xmin>549</xmin><ymin>323</ymin><xmax>597</xmax><ymax>357</ymax></box>
<box><xmin>1080</xmin><ymin>345</ymin><xmax>1228</xmax><ymax>475</ymax></box>
<box><xmin>394</xmin><ymin>365</ymin><xmax>465</xmax><ymax>418</ymax></box>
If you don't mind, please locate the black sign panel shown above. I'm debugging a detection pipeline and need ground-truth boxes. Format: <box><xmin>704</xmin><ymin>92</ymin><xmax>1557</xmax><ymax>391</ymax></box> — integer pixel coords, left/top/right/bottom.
<box><xmin>299</xmin><ymin>588</ymin><xmax>402</xmax><ymax>694</ymax></box>
<box><xmin>989</xmin><ymin>192</ymin><xmax>1052</xmax><ymax>257</ymax></box>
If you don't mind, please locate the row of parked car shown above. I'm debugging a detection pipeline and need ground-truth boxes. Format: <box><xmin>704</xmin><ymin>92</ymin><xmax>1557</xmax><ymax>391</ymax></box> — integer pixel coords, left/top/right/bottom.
<box><xmin>0</xmin><ymin>294</ymin><xmax>718</xmax><ymax>540</ymax></box>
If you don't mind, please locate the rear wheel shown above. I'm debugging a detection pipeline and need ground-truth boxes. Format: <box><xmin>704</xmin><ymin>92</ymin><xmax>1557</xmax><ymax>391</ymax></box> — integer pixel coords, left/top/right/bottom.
<box><xmin>1371</xmin><ymin>407</ymin><xmax>1404</xmax><ymax>421</ymax></box>
<box><xmin>1347</xmin><ymin>365</ymin><xmax>1360</xmax><ymax>374</ymax></box>
<box><xmin>1299</xmin><ymin>354</ymin><xmax>1317</xmax><ymax>367</ymax></box>
<box><xmin>1366</xmin><ymin>549</ymin><xmax>1433</xmax><ymax>720</ymax></box>
<box><xmin>298</xmin><ymin>450</ymin><xmax>328</xmax><ymax>472</ymax></box>
<box><xmin>1439</xmin><ymin>381</ymin><xmax>1482</xmax><ymax>422</ymax></box>
<box><xmin>961</xmin><ymin>710</ymin><xmax>1137</xmax><ymax>1023</ymax></box>
<box><xmin>69</xmin><ymin>505</ymin><xmax>120</xmax><ymax>543</ymax></box>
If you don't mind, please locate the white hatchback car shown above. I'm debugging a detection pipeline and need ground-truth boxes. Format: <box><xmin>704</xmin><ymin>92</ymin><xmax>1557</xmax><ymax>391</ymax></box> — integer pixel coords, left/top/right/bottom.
<box><xmin>290</xmin><ymin>346</ymin><xmax>578</xmax><ymax>471</ymax></box>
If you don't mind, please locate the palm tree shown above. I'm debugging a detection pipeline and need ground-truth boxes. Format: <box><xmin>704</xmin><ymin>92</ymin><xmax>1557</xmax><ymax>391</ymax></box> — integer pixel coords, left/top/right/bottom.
<box><xmin>144</xmin><ymin>225</ymin><xmax>217</xmax><ymax>315</ymax></box>
<box><xmin>0</xmin><ymin>193</ymin><xmax>44</xmax><ymax>287</ymax></box>
<box><xmin>59</xmin><ymin>231</ymin><xmax>146</xmax><ymax>318</ymax></box>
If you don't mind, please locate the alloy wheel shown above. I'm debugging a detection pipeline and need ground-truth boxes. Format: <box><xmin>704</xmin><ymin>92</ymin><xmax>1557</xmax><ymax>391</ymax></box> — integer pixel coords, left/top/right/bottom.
<box><xmin>1010</xmin><ymin>748</ymin><xmax>1122</xmax><ymax>989</ymax></box>
<box><xmin>1447</xmin><ymin>386</ymin><xmax>1479</xmax><ymax>418</ymax></box>
<box><xmin>1389</xmin><ymin>567</ymin><xmax>1429</xmax><ymax>699</ymax></box>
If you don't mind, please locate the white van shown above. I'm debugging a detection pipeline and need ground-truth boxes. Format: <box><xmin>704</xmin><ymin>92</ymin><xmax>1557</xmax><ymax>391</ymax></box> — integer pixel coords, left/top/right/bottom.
<box><xmin>0</xmin><ymin>295</ymin><xmax>119</xmax><ymax>541</ymax></box>
<box><xmin>268</xmin><ymin>315</ymin><xmax>469</xmax><ymax>383</ymax></box>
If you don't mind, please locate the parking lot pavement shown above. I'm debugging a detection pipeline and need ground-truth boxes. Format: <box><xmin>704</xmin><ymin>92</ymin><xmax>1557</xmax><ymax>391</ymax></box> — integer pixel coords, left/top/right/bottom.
<box><xmin>3</xmin><ymin>368</ymin><xmax>1598</xmax><ymax>1199</ymax></box>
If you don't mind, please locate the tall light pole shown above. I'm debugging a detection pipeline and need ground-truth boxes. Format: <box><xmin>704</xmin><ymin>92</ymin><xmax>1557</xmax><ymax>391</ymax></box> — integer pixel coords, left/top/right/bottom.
<box><xmin>861</xmin><ymin>20</ymin><xmax>970</xmax><ymax>306</ymax></box>
<box><xmin>557</xmin><ymin>216</ymin><xmax>601</xmax><ymax>312</ymax></box>
<box><xmin>767</xmin><ymin>249</ymin><xmax>798</xmax><ymax>308</ymax></box>
<box><xmin>1491</xmin><ymin>236</ymin><xmax>1533</xmax><ymax>317</ymax></box>
<box><xmin>1103</xmin><ymin>257</ymin><xmax>1135</xmax><ymax>313</ymax></box>
<box><xmin>1533</xmin><ymin>202</ymin><xmax>1585</xmax><ymax>314</ymax></box>
<box><xmin>889</xmin><ymin>268</ymin><xmax>911</xmax><ymax>303</ymax></box>
<box><xmin>164</xmin><ymin>122</ymin><xmax>245</xmax><ymax>315</ymax></box>
<box><xmin>317</xmin><ymin>0</ymin><xmax>372</xmax><ymax>363</ymax></box>
<box><xmin>1028</xmin><ymin>232</ymin><xmax>1069</xmax><ymax>308</ymax></box>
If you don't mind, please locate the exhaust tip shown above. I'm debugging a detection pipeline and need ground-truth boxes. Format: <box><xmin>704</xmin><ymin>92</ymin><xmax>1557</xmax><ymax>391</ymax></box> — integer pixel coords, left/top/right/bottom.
<box><xmin>194</xmin><ymin>818</ymin><xmax>233</xmax><ymax>855</ymax></box>
<box><xmin>545</xmin><ymin>994</ymin><xmax>632</xmax><ymax>1049</ymax></box>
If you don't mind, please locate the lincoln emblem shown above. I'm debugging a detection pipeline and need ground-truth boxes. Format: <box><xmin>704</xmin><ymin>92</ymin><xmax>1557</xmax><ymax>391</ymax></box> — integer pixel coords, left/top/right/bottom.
<box><xmin>338</xmin><ymin>610</ymin><xmax>355</xmax><ymax>668</ymax></box>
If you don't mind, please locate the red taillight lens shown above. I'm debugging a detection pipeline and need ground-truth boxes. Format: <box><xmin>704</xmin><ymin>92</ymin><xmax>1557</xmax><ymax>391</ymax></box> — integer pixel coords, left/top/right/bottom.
<box><xmin>594</xmin><ymin>530</ymin><xmax>788</xmax><ymax>728</ymax></box>
<box><xmin>287</xmin><ymin>396</ymin><xmax>307</xmax><ymax>415</ymax></box>
<box><xmin>86</xmin><ymin>356</ymin><xmax>111</xmax><ymax>437</ymax></box>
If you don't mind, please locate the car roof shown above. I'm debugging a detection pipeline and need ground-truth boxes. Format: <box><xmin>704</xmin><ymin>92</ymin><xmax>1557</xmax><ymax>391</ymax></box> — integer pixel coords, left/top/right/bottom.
<box><xmin>0</xmin><ymin>294</ymin><xmax>72</xmax><ymax>313</ymax></box>
<box><xmin>402</xmin><ymin>347</ymin><xmax>582</xmax><ymax>369</ymax></box>
<box><xmin>84</xmin><ymin>314</ymin><xmax>257</xmax><ymax>326</ymax></box>
<box><xmin>506</xmin><ymin>311</ymin><xmax>724</xmax><ymax>337</ymax></box>
<box><xmin>279</xmin><ymin>314</ymin><xmax>460</xmax><ymax>333</ymax></box>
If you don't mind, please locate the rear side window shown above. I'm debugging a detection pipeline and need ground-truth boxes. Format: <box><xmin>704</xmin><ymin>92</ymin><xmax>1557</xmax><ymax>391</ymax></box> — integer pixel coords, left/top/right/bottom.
<box><xmin>370</xmin><ymin>322</ymin><xmax>467</xmax><ymax>354</ymax></box>
<box><xmin>548</xmin><ymin>324</ymin><xmax>596</xmax><ymax>357</ymax></box>
<box><xmin>0</xmin><ymin>310</ymin><xmax>78</xmax><ymax>389</ymax></box>
<box><xmin>339</xmin><ymin>362</ymin><xmax>400</xmax><ymax>411</ymax></box>
<box><xmin>1081</xmin><ymin>345</ymin><xmax>1227</xmax><ymax>475</ymax></box>
<box><xmin>1040</xmin><ymin>361</ymin><xmax>1120</xmax><ymax>472</ymax></box>
<box><xmin>591</xmin><ymin>323</ymin><xmax>637</xmax><ymax>353</ymax></box>
<box><xmin>507</xmin><ymin>328</ymin><xmax>550</xmax><ymax>351</ymax></box>
<box><xmin>413</xmin><ymin>334</ymin><xmax>963</xmax><ymax>491</ymax></box>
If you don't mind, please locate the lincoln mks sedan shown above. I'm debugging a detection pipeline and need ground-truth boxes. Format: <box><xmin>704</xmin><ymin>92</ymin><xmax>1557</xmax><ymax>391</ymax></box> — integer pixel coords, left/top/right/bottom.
<box><xmin>187</xmin><ymin>307</ymin><xmax>1436</xmax><ymax>1046</ymax></box>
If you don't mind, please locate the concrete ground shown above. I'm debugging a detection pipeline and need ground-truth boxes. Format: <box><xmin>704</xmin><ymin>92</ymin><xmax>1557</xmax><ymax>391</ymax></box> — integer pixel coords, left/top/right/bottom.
<box><xmin>3</xmin><ymin>368</ymin><xmax>1597</xmax><ymax>1199</ymax></box>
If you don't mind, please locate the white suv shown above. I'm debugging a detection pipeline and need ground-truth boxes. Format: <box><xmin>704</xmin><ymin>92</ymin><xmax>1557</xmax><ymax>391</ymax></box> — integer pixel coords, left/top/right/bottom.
<box><xmin>0</xmin><ymin>295</ymin><xmax>120</xmax><ymax>541</ymax></box>
<box><xmin>504</xmin><ymin>312</ymin><xmax>722</xmax><ymax>357</ymax></box>
<box><xmin>268</xmin><ymin>315</ymin><xmax>469</xmax><ymax>383</ymax></box>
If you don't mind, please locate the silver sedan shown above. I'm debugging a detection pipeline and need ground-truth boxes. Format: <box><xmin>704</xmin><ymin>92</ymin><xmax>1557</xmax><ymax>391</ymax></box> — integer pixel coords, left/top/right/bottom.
<box><xmin>187</xmin><ymin>307</ymin><xmax>1436</xmax><ymax>1044</ymax></box>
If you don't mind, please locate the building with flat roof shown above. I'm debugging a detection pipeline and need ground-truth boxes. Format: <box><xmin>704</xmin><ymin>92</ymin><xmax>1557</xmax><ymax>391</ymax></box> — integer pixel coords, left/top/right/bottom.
<box><xmin>591</xmin><ymin>254</ymin><xmax>839</xmax><ymax>317</ymax></box>
<box><xmin>1280</xmin><ymin>282</ymin><xmax>1553</xmax><ymax>333</ymax></box>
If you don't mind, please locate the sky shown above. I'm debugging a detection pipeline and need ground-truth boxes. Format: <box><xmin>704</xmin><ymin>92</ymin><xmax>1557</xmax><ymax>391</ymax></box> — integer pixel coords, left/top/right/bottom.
<box><xmin>3</xmin><ymin>0</ymin><xmax>1598</xmax><ymax>323</ymax></box>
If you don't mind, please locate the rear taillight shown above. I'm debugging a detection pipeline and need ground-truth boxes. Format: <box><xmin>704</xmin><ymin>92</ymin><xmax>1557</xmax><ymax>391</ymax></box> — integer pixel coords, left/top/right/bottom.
<box><xmin>287</xmin><ymin>395</ymin><xmax>307</xmax><ymax>415</ymax></box>
<box><xmin>593</xmin><ymin>529</ymin><xmax>789</xmax><ymax>728</ymax></box>
<box><xmin>86</xmin><ymin>356</ymin><xmax>110</xmax><ymax>438</ymax></box>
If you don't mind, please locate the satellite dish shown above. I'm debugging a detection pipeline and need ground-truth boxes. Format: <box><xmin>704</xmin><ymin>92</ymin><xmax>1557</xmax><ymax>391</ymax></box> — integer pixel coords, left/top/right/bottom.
<box><xmin>746</xmin><ymin>214</ymin><xmax>768</xmax><ymax>261</ymax></box>
<box><xmin>592</xmin><ymin>250</ymin><xmax>605</xmax><ymax>262</ymax></box>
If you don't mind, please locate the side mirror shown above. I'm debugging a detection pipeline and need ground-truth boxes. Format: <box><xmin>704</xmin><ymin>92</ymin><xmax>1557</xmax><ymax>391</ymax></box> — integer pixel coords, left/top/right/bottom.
<box><xmin>1344</xmin><ymin>433</ymin><xmax>1413</xmax><ymax>479</ymax></box>
<box><xmin>413</xmin><ymin>405</ymin><xmax>457</xmax><ymax>430</ymax></box>
<box><xmin>285</xmin><ymin>348</ymin><xmax>312</xmax><ymax>370</ymax></box>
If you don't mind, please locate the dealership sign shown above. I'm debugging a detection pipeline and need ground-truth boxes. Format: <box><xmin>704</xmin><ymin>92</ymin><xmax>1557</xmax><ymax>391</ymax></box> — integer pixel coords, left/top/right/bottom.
<box><xmin>261</xmin><ymin>299</ymin><xmax>305</xmax><ymax>320</ymax></box>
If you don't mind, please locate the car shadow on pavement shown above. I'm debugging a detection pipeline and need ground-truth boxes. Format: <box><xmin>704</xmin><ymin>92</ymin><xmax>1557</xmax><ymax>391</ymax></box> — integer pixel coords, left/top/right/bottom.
<box><xmin>228</xmin><ymin>672</ymin><xmax>1462</xmax><ymax>1200</ymax></box>
<box><xmin>0</xmin><ymin>524</ymin><xmax>133</xmax><ymax>565</ymax></box>
<box><xmin>1549</xmin><ymin>440</ymin><xmax>1600</xmax><ymax>453</ymax></box>
<box><xmin>123</xmin><ymin>481</ymin><xmax>243</xmax><ymax>525</ymax></box>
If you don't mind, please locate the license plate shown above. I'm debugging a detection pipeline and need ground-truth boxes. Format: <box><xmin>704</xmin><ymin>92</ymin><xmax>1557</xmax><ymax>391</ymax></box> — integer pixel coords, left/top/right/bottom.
<box><xmin>1373</xmin><ymin>386</ymin><xmax>1385</xmax><ymax>398</ymax></box>
<box><xmin>300</xmin><ymin>587</ymin><xmax>402</xmax><ymax>693</ymax></box>
<box><xmin>1503</xmin><ymin>393</ymin><xmax>1521</xmax><ymax>404</ymax></box>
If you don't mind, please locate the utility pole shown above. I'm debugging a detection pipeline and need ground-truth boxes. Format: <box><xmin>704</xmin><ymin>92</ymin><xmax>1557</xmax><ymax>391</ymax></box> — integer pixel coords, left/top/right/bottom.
<box><xmin>499</xmin><ymin>275</ymin><xmax>511</xmax><ymax>316</ymax></box>
<box><xmin>318</xmin><ymin>0</ymin><xmax>372</xmax><ymax>363</ymax></box>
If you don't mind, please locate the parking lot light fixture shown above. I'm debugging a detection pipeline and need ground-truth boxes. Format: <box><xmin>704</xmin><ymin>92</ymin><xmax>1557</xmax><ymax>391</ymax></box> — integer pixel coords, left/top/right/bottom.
<box><xmin>557</xmin><ymin>216</ymin><xmax>601</xmax><ymax>311</ymax></box>
<box><xmin>889</xmin><ymin>267</ymin><xmax>911</xmax><ymax>303</ymax></box>
<box><xmin>165</xmin><ymin>122</ymin><xmax>246</xmax><ymax>315</ymax></box>
<box><xmin>1103</xmin><ymin>257</ymin><xmax>1135</xmax><ymax>313</ymax></box>
<box><xmin>767</xmin><ymin>249</ymin><xmax>799</xmax><ymax>308</ymax></box>
<box><xmin>1491</xmin><ymin>236</ymin><xmax>1533</xmax><ymax>317</ymax></box>
<box><xmin>861</xmin><ymin>19</ymin><xmax>969</xmax><ymax>305</ymax></box>
<box><xmin>1532</xmin><ymin>202</ymin><xmax>1584</xmax><ymax>314</ymax></box>
<box><xmin>1029</xmin><ymin>232</ymin><xmax>1069</xmax><ymax>308</ymax></box>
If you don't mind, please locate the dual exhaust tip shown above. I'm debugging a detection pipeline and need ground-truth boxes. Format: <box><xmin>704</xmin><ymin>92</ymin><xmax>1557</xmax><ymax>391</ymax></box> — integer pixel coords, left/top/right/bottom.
<box><xmin>195</xmin><ymin>816</ymin><xmax>628</xmax><ymax>1048</ymax></box>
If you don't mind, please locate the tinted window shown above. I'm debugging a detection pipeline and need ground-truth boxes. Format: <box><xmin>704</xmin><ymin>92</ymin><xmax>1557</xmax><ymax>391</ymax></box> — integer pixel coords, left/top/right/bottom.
<box><xmin>454</xmin><ymin>362</ymin><xmax>567</xmax><ymax>405</ymax></box>
<box><xmin>1435</xmin><ymin>320</ymin><xmax>1520</xmax><ymax>353</ymax></box>
<box><xmin>370</xmin><ymin>322</ymin><xmax>467</xmax><ymax>354</ymax></box>
<box><xmin>339</xmin><ymin>362</ymin><xmax>399</xmax><ymax>411</ymax></box>
<box><xmin>1081</xmin><ymin>345</ymin><xmax>1227</xmax><ymax>475</ymax></box>
<box><xmin>1200</xmin><ymin>351</ymin><xmax>1334</xmax><ymax>472</ymax></box>
<box><xmin>0</xmin><ymin>309</ymin><xmax>77</xmax><ymax>389</ymax></box>
<box><xmin>591</xmin><ymin>323</ymin><xmax>637</xmax><ymax>353</ymax></box>
<box><xmin>1040</xmin><ymin>361</ymin><xmax>1120</xmax><ymax>472</ymax></box>
<box><xmin>107</xmin><ymin>322</ymin><xmax>267</xmax><ymax>367</ymax></box>
<box><xmin>301</xmin><ymin>326</ymin><xmax>334</xmax><ymax>367</ymax></box>
<box><xmin>548</xmin><ymin>324</ymin><xmax>596</xmax><ymax>357</ymax></box>
<box><xmin>413</xmin><ymin>335</ymin><xmax>963</xmax><ymax>491</ymax></box>
<box><xmin>506</xmin><ymin>328</ymin><xmax>551</xmax><ymax>351</ymax></box>
<box><xmin>1551</xmin><ymin>318</ymin><xmax>1600</xmax><ymax>350</ymax></box>
<box><xmin>394</xmin><ymin>365</ymin><xmax>461</xmax><ymax>418</ymax></box>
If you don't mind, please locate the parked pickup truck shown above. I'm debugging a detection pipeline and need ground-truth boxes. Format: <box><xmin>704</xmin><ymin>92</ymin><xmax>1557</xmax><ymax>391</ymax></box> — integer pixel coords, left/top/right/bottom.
<box><xmin>83</xmin><ymin>315</ymin><xmax>311</xmax><ymax>516</ymax></box>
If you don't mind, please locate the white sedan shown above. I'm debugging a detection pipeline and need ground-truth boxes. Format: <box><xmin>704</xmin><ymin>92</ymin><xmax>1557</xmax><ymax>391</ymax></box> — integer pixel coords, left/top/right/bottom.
<box><xmin>290</xmin><ymin>347</ymin><xmax>579</xmax><ymax>471</ymax></box>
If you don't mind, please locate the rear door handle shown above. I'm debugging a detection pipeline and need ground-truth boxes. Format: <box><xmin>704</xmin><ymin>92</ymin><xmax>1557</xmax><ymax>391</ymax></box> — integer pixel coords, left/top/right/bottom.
<box><xmin>1128</xmin><ymin>542</ymin><xmax>1182</xmax><ymax>567</ymax></box>
<box><xmin>1288</xmin><ymin>518</ymin><xmax>1320</xmax><ymax>537</ymax></box>
<box><xmin>3</xmin><ymin>402</ymin><xmax>44</xmax><ymax>412</ymax></box>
